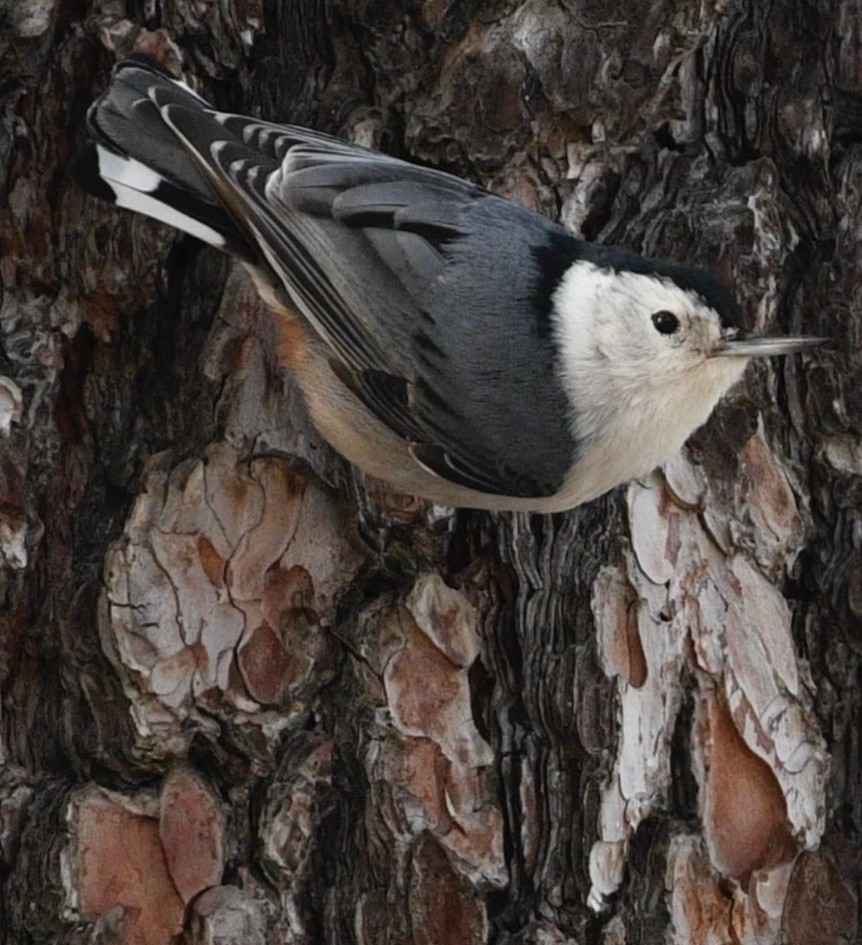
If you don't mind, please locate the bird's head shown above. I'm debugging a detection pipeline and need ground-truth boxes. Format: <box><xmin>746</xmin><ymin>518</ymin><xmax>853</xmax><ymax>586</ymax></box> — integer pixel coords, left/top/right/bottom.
<box><xmin>551</xmin><ymin>254</ymin><xmax>824</xmax><ymax>452</ymax></box>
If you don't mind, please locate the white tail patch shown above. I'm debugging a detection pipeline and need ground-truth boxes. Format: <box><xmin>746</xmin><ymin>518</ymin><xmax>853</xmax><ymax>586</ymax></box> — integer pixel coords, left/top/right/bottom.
<box><xmin>95</xmin><ymin>144</ymin><xmax>226</xmax><ymax>249</ymax></box>
<box><xmin>97</xmin><ymin>147</ymin><xmax>164</xmax><ymax>193</ymax></box>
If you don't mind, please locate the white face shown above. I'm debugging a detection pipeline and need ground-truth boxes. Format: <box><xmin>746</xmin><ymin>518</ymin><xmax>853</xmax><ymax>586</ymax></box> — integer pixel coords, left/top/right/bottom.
<box><xmin>551</xmin><ymin>261</ymin><xmax>750</xmax><ymax>502</ymax></box>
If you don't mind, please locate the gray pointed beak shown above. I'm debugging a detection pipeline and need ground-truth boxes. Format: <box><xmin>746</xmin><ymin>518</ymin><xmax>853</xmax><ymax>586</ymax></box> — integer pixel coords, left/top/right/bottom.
<box><xmin>711</xmin><ymin>335</ymin><xmax>828</xmax><ymax>358</ymax></box>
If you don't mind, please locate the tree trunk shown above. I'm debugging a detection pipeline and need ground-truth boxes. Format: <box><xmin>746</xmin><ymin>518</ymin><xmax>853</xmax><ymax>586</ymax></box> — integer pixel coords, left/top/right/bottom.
<box><xmin>0</xmin><ymin>1</ymin><xmax>858</xmax><ymax>943</ymax></box>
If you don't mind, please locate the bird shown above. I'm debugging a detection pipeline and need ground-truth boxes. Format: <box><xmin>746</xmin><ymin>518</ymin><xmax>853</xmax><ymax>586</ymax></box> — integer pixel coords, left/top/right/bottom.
<box><xmin>74</xmin><ymin>56</ymin><xmax>824</xmax><ymax>513</ymax></box>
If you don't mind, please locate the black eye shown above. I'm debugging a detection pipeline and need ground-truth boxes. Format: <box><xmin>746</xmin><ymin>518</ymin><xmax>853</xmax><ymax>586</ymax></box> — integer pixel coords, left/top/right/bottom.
<box><xmin>651</xmin><ymin>310</ymin><xmax>680</xmax><ymax>335</ymax></box>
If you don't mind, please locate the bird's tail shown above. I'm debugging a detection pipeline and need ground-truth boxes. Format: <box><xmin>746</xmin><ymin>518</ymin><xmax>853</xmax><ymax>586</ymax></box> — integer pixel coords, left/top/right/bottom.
<box><xmin>74</xmin><ymin>56</ymin><xmax>254</xmax><ymax>258</ymax></box>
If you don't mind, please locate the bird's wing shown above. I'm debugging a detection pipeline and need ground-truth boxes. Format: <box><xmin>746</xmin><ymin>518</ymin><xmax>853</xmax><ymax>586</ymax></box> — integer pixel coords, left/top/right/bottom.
<box><xmin>153</xmin><ymin>92</ymin><xmax>578</xmax><ymax>498</ymax></box>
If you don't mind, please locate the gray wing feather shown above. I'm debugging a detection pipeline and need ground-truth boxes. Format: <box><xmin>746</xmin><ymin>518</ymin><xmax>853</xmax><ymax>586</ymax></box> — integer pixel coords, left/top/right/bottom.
<box><xmin>160</xmin><ymin>100</ymin><xmax>577</xmax><ymax>497</ymax></box>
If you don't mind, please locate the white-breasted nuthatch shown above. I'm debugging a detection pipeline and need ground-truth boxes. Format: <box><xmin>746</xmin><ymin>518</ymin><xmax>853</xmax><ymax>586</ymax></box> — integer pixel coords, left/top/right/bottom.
<box><xmin>75</xmin><ymin>57</ymin><xmax>824</xmax><ymax>513</ymax></box>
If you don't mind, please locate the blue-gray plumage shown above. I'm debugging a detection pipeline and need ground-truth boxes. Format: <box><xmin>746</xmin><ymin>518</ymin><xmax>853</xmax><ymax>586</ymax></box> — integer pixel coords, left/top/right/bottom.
<box><xmin>75</xmin><ymin>57</ymin><xmax>823</xmax><ymax>512</ymax></box>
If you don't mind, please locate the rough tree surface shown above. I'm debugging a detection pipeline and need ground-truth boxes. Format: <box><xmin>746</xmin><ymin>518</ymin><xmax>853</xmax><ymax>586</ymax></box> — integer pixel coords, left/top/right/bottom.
<box><xmin>0</xmin><ymin>1</ymin><xmax>859</xmax><ymax>943</ymax></box>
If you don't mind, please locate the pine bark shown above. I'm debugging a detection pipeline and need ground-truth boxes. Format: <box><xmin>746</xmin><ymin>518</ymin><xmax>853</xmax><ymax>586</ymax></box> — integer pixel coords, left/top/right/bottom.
<box><xmin>0</xmin><ymin>1</ymin><xmax>859</xmax><ymax>943</ymax></box>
